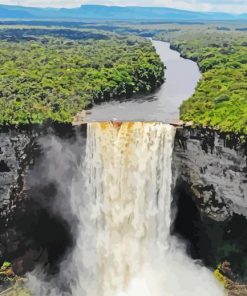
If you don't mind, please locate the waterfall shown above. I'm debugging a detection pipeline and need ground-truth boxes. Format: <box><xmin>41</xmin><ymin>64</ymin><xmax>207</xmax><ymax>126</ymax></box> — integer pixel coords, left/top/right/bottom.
<box><xmin>70</xmin><ymin>122</ymin><xmax>224</xmax><ymax>296</ymax></box>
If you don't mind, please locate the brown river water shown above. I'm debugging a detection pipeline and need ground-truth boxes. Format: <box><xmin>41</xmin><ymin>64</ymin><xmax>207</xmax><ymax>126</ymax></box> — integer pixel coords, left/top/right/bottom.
<box><xmin>85</xmin><ymin>40</ymin><xmax>201</xmax><ymax>123</ymax></box>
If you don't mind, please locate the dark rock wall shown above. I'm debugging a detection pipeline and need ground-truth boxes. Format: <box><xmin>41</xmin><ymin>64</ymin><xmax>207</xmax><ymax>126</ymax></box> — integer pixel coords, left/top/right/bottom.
<box><xmin>0</xmin><ymin>128</ymin><xmax>36</xmax><ymax>259</ymax></box>
<box><xmin>172</xmin><ymin>127</ymin><xmax>247</xmax><ymax>278</ymax></box>
<box><xmin>0</xmin><ymin>124</ymin><xmax>86</xmax><ymax>273</ymax></box>
<box><xmin>173</xmin><ymin>127</ymin><xmax>247</xmax><ymax>221</ymax></box>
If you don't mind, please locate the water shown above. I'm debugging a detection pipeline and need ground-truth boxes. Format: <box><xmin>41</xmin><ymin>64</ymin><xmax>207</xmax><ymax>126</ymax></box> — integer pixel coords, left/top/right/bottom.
<box><xmin>85</xmin><ymin>41</ymin><xmax>201</xmax><ymax>122</ymax></box>
<box><xmin>69</xmin><ymin>122</ymin><xmax>224</xmax><ymax>296</ymax></box>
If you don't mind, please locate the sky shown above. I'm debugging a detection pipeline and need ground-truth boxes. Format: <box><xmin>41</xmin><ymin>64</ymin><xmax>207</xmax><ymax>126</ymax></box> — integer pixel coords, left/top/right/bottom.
<box><xmin>0</xmin><ymin>0</ymin><xmax>247</xmax><ymax>13</ymax></box>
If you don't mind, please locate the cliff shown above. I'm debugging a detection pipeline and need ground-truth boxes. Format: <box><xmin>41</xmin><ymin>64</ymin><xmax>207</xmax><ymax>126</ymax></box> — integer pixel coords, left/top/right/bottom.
<box><xmin>0</xmin><ymin>128</ymin><xmax>36</xmax><ymax>260</ymax></box>
<box><xmin>173</xmin><ymin>127</ymin><xmax>247</xmax><ymax>222</ymax></box>
<box><xmin>0</xmin><ymin>124</ymin><xmax>78</xmax><ymax>277</ymax></box>
<box><xmin>0</xmin><ymin>124</ymin><xmax>246</xmax><ymax>287</ymax></box>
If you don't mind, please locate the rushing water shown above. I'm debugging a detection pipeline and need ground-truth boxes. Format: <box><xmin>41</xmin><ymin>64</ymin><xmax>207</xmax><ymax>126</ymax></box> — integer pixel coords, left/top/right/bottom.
<box><xmin>85</xmin><ymin>41</ymin><xmax>201</xmax><ymax>123</ymax></box>
<box><xmin>68</xmin><ymin>122</ymin><xmax>223</xmax><ymax>296</ymax></box>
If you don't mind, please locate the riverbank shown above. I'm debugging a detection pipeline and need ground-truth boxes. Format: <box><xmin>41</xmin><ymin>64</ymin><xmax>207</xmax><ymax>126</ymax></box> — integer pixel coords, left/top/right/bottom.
<box><xmin>84</xmin><ymin>40</ymin><xmax>201</xmax><ymax>122</ymax></box>
<box><xmin>156</xmin><ymin>30</ymin><xmax>247</xmax><ymax>134</ymax></box>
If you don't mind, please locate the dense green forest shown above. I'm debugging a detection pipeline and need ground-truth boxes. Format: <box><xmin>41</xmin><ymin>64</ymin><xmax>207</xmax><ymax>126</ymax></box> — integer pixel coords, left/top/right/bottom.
<box><xmin>0</xmin><ymin>27</ymin><xmax>164</xmax><ymax>125</ymax></box>
<box><xmin>156</xmin><ymin>28</ymin><xmax>247</xmax><ymax>134</ymax></box>
<box><xmin>0</xmin><ymin>22</ymin><xmax>246</xmax><ymax>132</ymax></box>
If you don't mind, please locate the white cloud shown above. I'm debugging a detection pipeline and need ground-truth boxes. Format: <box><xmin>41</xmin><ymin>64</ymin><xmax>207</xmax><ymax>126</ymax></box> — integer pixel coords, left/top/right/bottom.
<box><xmin>0</xmin><ymin>0</ymin><xmax>247</xmax><ymax>13</ymax></box>
<box><xmin>0</xmin><ymin>0</ymin><xmax>84</xmax><ymax>8</ymax></box>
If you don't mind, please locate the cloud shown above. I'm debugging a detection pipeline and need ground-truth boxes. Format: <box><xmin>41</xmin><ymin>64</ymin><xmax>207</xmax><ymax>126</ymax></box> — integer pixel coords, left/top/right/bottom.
<box><xmin>0</xmin><ymin>0</ymin><xmax>247</xmax><ymax>13</ymax></box>
<box><xmin>0</xmin><ymin>0</ymin><xmax>83</xmax><ymax>8</ymax></box>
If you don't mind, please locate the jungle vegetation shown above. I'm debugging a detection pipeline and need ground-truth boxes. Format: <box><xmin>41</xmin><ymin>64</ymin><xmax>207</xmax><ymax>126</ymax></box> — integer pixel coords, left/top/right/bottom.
<box><xmin>0</xmin><ymin>27</ymin><xmax>164</xmax><ymax>125</ymax></box>
<box><xmin>0</xmin><ymin>22</ymin><xmax>246</xmax><ymax>133</ymax></box>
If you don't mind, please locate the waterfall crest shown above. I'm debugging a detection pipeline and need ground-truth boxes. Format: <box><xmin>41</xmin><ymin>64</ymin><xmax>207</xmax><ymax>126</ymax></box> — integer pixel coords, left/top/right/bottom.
<box><xmin>70</xmin><ymin>122</ymin><xmax>224</xmax><ymax>296</ymax></box>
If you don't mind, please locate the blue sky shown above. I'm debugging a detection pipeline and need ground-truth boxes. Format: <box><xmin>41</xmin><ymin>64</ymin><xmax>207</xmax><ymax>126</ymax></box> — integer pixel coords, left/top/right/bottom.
<box><xmin>1</xmin><ymin>0</ymin><xmax>247</xmax><ymax>13</ymax></box>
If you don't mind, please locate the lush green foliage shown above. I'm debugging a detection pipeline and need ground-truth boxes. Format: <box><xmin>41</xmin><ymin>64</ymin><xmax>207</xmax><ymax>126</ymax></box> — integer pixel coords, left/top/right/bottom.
<box><xmin>0</xmin><ymin>28</ymin><xmax>164</xmax><ymax>124</ymax></box>
<box><xmin>1</xmin><ymin>22</ymin><xmax>246</xmax><ymax>132</ymax></box>
<box><xmin>157</xmin><ymin>29</ymin><xmax>247</xmax><ymax>133</ymax></box>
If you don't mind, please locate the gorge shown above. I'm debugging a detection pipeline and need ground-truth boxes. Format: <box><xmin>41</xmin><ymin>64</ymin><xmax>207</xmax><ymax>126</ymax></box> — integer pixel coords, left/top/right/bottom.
<box><xmin>26</xmin><ymin>122</ymin><xmax>224</xmax><ymax>295</ymax></box>
<box><xmin>0</xmin><ymin>121</ymin><xmax>246</xmax><ymax>295</ymax></box>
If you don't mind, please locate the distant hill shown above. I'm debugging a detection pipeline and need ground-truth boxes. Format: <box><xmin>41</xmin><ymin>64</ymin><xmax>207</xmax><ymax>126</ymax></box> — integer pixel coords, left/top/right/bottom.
<box><xmin>0</xmin><ymin>4</ymin><xmax>246</xmax><ymax>21</ymax></box>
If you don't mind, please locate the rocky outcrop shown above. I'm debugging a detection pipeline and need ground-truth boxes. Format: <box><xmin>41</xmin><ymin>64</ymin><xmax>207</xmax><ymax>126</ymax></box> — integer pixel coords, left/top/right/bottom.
<box><xmin>173</xmin><ymin>127</ymin><xmax>247</xmax><ymax>221</ymax></box>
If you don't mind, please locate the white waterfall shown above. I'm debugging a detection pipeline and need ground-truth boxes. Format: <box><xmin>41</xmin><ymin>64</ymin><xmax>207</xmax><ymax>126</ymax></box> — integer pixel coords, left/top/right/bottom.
<box><xmin>70</xmin><ymin>122</ymin><xmax>224</xmax><ymax>296</ymax></box>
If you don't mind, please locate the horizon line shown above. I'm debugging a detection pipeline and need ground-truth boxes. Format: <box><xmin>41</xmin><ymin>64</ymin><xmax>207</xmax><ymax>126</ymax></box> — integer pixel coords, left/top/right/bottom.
<box><xmin>0</xmin><ymin>2</ymin><xmax>246</xmax><ymax>15</ymax></box>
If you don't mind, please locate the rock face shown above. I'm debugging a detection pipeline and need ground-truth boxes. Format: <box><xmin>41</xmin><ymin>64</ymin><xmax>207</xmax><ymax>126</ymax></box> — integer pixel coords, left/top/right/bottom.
<box><xmin>0</xmin><ymin>128</ymin><xmax>36</xmax><ymax>259</ymax></box>
<box><xmin>173</xmin><ymin>127</ymin><xmax>247</xmax><ymax>221</ymax></box>
<box><xmin>0</xmin><ymin>124</ymin><xmax>79</xmax><ymax>271</ymax></box>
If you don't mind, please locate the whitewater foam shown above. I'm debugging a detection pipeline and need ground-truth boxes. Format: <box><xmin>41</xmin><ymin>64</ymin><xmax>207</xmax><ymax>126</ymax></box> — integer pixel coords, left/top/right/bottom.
<box><xmin>69</xmin><ymin>122</ymin><xmax>224</xmax><ymax>296</ymax></box>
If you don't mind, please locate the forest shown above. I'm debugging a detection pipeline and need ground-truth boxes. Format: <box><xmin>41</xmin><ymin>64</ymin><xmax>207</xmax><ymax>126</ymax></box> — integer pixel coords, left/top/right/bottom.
<box><xmin>0</xmin><ymin>22</ymin><xmax>246</xmax><ymax>133</ymax></box>
<box><xmin>0</xmin><ymin>27</ymin><xmax>164</xmax><ymax>125</ymax></box>
<box><xmin>156</xmin><ymin>27</ymin><xmax>247</xmax><ymax>134</ymax></box>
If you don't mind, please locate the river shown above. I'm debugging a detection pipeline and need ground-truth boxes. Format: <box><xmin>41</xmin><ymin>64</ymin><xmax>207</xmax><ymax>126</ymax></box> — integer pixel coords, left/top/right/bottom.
<box><xmin>85</xmin><ymin>40</ymin><xmax>201</xmax><ymax>123</ymax></box>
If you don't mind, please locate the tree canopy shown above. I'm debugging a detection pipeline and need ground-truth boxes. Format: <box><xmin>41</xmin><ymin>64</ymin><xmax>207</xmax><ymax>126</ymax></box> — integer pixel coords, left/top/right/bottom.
<box><xmin>0</xmin><ymin>27</ymin><xmax>164</xmax><ymax>125</ymax></box>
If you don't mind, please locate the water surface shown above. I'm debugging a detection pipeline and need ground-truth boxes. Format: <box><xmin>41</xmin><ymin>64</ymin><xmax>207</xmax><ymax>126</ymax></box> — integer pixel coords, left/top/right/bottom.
<box><xmin>85</xmin><ymin>40</ymin><xmax>201</xmax><ymax>122</ymax></box>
